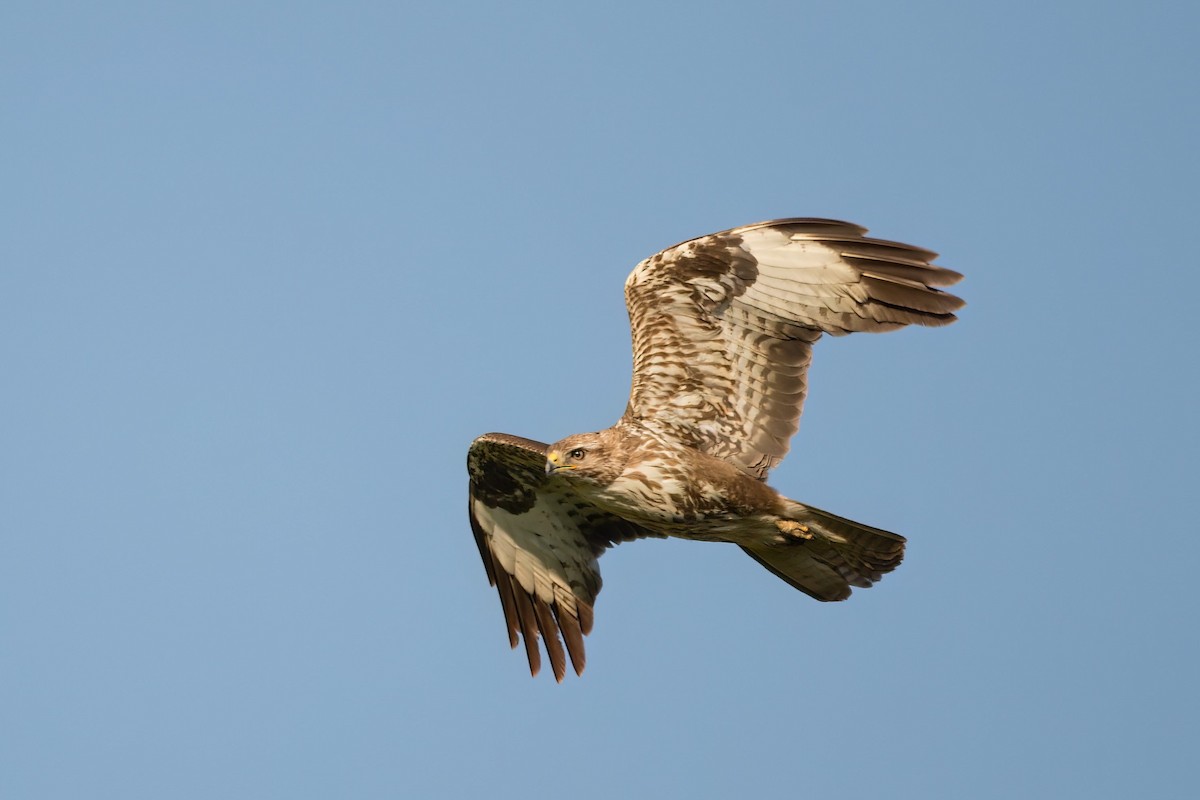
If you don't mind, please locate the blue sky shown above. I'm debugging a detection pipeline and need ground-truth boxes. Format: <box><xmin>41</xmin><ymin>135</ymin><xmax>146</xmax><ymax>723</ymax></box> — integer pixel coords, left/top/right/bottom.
<box><xmin>3</xmin><ymin>1</ymin><xmax>1198</xmax><ymax>797</ymax></box>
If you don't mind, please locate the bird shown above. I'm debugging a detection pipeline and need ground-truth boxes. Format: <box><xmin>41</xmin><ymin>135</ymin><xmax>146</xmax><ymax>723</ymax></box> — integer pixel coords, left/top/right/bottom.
<box><xmin>467</xmin><ymin>218</ymin><xmax>963</xmax><ymax>680</ymax></box>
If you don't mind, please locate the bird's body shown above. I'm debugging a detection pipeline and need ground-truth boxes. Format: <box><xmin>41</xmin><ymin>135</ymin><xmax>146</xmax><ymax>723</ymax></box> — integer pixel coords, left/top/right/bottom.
<box><xmin>549</xmin><ymin>422</ymin><xmax>786</xmax><ymax>542</ymax></box>
<box><xmin>467</xmin><ymin>218</ymin><xmax>963</xmax><ymax>680</ymax></box>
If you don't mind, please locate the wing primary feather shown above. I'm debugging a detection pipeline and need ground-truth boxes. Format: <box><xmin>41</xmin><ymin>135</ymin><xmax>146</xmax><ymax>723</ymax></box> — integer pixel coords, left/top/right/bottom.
<box><xmin>553</xmin><ymin>604</ymin><xmax>587</xmax><ymax>676</ymax></box>
<box><xmin>534</xmin><ymin>599</ymin><xmax>568</xmax><ymax>682</ymax></box>
<box><xmin>494</xmin><ymin>567</ymin><xmax>521</xmax><ymax>650</ymax></box>
<box><xmin>860</xmin><ymin>273</ymin><xmax>966</xmax><ymax>316</ymax></box>
<box><xmin>842</xmin><ymin>254</ymin><xmax>962</xmax><ymax>286</ymax></box>
<box><xmin>468</xmin><ymin>499</ymin><xmax>500</xmax><ymax>587</ymax></box>
<box><xmin>512</xmin><ymin>586</ymin><xmax>543</xmax><ymax>677</ymax></box>
<box><xmin>735</xmin><ymin>217</ymin><xmax>870</xmax><ymax>238</ymax></box>
<box><xmin>576</xmin><ymin>601</ymin><xmax>594</xmax><ymax>636</ymax></box>
<box><xmin>469</xmin><ymin>506</ymin><xmax>521</xmax><ymax>648</ymax></box>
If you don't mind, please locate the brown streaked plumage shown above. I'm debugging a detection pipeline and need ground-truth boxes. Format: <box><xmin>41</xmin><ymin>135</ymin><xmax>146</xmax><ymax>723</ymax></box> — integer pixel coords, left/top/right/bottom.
<box><xmin>467</xmin><ymin>218</ymin><xmax>963</xmax><ymax>680</ymax></box>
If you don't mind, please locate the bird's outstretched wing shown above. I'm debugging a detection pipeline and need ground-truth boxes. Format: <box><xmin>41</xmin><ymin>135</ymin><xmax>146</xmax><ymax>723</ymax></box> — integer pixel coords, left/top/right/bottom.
<box><xmin>467</xmin><ymin>432</ymin><xmax>655</xmax><ymax>680</ymax></box>
<box><xmin>622</xmin><ymin>218</ymin><xmax>964</xmax><ymax>478</ymax></box>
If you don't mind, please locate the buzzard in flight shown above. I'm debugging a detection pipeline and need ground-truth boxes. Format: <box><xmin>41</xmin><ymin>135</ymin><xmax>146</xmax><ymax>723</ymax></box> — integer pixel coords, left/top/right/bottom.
<box><xmin>467</xmin><ymin>218</ymin><xmax>963</xmax><ymax>680</ymax></box>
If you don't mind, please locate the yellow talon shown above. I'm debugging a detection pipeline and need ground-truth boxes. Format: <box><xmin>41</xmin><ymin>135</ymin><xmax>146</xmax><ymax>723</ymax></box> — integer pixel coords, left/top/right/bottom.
<box><xmin>776</xmin><ymin>520</ymin><xmax>813</xmax><ymax>540</ymax></box>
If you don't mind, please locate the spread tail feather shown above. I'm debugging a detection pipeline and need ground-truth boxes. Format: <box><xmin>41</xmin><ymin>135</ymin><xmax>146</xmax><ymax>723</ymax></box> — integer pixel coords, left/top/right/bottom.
<box><xmin>740</xmin><ymin>504</ymin><xmax>906</xmax><ymax>602</ymax></box>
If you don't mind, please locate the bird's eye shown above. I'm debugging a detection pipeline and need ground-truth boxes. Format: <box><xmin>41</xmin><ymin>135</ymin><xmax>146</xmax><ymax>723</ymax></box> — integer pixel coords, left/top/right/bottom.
<box><xmin>569</xmin><ymin>448</ymin><xmax>586</xmax><ymax>460</ymax></box>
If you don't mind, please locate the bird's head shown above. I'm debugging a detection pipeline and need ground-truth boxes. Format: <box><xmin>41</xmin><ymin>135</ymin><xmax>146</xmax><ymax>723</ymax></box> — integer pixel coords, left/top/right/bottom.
<box><xmin>545</xmin><ymin>430</ymin><xmax>626</xmax><ymax>486</ymax></box>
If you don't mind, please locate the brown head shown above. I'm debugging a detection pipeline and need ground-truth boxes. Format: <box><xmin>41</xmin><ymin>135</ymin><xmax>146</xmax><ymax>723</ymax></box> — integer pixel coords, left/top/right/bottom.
<box><xmin>545</xmin><ymin>429</ymin><xmax>628</xmax><ymax>487</ymax></box>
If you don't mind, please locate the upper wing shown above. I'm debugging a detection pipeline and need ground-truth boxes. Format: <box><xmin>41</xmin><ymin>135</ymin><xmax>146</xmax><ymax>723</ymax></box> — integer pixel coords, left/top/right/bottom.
<box><xmin>467</xmin><ymin>432</ymin><xmax>655</xmax><ymax>681</ymax></box>
<box><xmin>622</xmin><ymin>218</ymin><xmax>964</xmax><ymax>478</ymax></box>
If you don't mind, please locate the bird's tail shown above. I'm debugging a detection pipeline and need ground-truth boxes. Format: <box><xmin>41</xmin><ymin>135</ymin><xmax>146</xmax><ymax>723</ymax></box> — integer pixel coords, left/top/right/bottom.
<box><xmin>740</xmin><ymin>503</ymin><xmax>906</xmax><ymax>602</ymax></box>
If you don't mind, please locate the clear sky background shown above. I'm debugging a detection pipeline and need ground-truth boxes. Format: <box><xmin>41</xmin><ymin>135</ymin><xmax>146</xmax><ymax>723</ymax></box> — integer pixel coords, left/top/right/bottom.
<box><xmin>3</xmin><ymin>1</ymin><xmax>1198</xmax><ymax>798</ymax></box>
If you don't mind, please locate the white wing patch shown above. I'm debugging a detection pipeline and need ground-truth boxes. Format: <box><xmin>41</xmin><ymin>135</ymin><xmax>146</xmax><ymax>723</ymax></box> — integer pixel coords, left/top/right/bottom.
<box><xmin>472</xmin><ymin>496</ymin><xmax>599</xmax><ymax>623</ymax></box>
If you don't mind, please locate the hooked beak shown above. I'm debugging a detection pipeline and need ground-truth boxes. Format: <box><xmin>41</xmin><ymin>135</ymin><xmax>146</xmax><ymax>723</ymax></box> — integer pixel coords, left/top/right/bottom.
<box><xmin>545</xmin><ymin>450</ymin><xmax>573</xmax><ymax>475</ymax></box>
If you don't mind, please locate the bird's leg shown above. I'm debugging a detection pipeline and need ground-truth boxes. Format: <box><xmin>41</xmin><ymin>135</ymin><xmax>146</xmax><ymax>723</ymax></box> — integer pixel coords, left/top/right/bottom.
<box><xmin>775</xmin><ymin>519</ymin><xmax>813</xmax><ymax>541</ymax></box>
